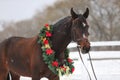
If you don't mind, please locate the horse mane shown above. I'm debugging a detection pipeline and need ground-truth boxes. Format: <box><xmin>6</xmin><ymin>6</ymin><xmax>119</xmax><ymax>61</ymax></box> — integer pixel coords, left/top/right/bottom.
<box><xmin>53</xmin><ymin>16</ymin><xmax>71</xmax><ymax>28</ymax></box>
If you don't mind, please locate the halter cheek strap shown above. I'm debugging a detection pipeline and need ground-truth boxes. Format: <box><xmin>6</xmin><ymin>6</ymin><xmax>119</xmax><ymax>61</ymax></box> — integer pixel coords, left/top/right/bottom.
<box><xmin>71</xmin><ymin>29</ymin><xmax>76</xmax><ymax>42</ymax></box>
<box><xmin>71</xmin><ymin>29</ymin><xmax>83</xmax><ymax>42</ymax></box>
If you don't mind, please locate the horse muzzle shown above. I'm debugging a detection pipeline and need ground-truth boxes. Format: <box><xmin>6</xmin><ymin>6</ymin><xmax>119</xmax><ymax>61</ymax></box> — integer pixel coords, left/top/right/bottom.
<box><xmin>77</xmin><ymin>38</ymin><xmax>91</xmax><ymax>54</ymax></box>
<box><xmin>81</xmin><ymin>45</ymin><xmax>90</xmax><ymax>54</ymax></box>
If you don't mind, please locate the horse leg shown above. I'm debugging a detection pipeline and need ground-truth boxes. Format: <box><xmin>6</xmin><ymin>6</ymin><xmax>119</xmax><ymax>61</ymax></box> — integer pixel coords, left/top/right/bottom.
<box><xmin>10</xmin><ymin>71</ymin><xmax>20</xmax><ymax>80</ymax></box>
<box><xmin>32</xmin><ymin>77</ymin><xmax>40</xmax><ymax>80</ymax></box>
<box><xmin>0</xmin><ymin>67</ymin><xmax>9</xmax><ymax>80</ymax></box>
<box><xmin>0</xmin><ymin>73</ymin><xmax>8</xmax><ymax>80</ymax></box>
<box><xmin>31</xmin><ymin>69</ymin><xmax>41</xmax><ymax>80</ymax></box>
<box><xmin>32</xmin><ymin>74</ymin><xmax>41</xmax><ymax>80</ymax></box>
<box><xmin>32</xmin><ymin>71</ymin><xmax>42</xmax><ymax>80</ymax></box>
<box><xmin>49</xmin><ymin>75</ymin><xmax>59</xmax><ymax>80</ymax></box>
<box><xmin>0</xmin><ymin>59</ymin><xmax>9</xmax><ymax>80</ymax></box>
<box><xmin>53</xmin><ymin>76</ymin><xmax>59</xmax><ymax>80</ymax></box>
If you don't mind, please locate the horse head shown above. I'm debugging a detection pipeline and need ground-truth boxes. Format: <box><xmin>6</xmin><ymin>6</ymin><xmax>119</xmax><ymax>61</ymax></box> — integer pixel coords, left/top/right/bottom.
<box><xmin>70</xmin><ymin>8</ymin><xmax>90</xmax><ymax>53</ymax></box>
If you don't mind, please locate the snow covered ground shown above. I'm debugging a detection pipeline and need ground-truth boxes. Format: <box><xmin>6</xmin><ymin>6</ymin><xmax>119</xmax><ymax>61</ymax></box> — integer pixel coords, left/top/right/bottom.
<box><xmin>12</xmin><ymin>41</ymin><xmax>120</xmax><ymax>80</ymax></box>
<box><xmin>19</xmin><ymin>51</ymin><xmax>120</xmax><ymax>80</ymax></box>
<box><xmin>68</xmin><ymin>51</ymin><xmax>120</xmax><ymax>80</ymax></box>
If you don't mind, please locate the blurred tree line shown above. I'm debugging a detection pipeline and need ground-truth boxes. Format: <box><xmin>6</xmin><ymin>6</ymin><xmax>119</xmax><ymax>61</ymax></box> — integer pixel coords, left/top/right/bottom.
<box><xmin>0</xmin><ymin>0</ymin><xmax>120</xmax><ymax>43</ymax></box>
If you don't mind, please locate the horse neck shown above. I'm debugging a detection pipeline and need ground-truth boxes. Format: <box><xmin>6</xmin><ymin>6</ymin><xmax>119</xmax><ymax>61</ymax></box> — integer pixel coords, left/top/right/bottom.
<box><xmin>51</xmin><ymin>17</ymin><xmax>72</xmax><ymax>58</ymax></box>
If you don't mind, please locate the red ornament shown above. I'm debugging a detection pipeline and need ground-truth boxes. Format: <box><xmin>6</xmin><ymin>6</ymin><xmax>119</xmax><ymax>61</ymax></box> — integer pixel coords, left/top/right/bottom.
<box><xmin>52</xmin><ymin>61</ymin><xmax>59</xmax><ymax>67</ymax></box>
<box><xmin>46</xmin><ymin>49</ymin><xmax>53</xmax><ymax>55</ymax></box>
<box><xmin>67</xmin><ymin>58</ymin><xmax>73</xmax><ymax>63</ymax></box>
<box><xmin>46</xmin><ymin>31</ymin><xmax>52</xmax><ymax>37</ymax></box>
<box><xmin>60</xmin><ymin>66</ymin><xmax>66</xmax><ymax>72</ymax></box>
<box><xmin>71</xmin><ymin>67</ymin><xmax>75</xmax><ymax>73</ymax></box>
<box><xmin>45</xmin><ymin>24</ymin><xmax>49</xmax><ymax>27</ymax></box>
<box><xmin>43</xmin><ymin>39</ymin><xmax>48</xmax><ymax>44</ymax></box>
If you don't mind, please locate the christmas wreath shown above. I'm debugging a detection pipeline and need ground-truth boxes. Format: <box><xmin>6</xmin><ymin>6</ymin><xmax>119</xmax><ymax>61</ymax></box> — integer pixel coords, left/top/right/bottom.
<box><xmin>38</xmin><ymin>24</ymin><xmax>75</xmax><ymax>76</ymax></box>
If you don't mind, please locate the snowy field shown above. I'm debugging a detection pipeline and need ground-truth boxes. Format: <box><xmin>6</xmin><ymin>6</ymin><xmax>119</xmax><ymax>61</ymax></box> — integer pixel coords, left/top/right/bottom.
<box><xmin>19</xmin><ymin>51</ymin><xmax>120</xmax><ymax>80</ymax></box>
<box><xmin>13</xmin><ymin>41</ymin><xmax>120</xmax><ymax>80</ymax></box>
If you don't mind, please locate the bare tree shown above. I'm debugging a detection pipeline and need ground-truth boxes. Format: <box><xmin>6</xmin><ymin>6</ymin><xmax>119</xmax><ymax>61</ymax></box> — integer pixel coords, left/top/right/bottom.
<box><xmin>87</xmin><ymin>0</ymin><xmax>120</xmax><ymax>41</ymax></box>
<box><xmin>0</xmin><ymin>0</ymin><xmax>120</xmax><ymax>43</ymax></box>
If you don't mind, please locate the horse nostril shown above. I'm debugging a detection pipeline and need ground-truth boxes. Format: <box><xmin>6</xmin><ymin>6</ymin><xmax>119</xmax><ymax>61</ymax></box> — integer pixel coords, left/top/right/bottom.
<box><xmin>81</xmin><ymin>46</ymin><xmax>90</xmax><ymax>54</ymax></box>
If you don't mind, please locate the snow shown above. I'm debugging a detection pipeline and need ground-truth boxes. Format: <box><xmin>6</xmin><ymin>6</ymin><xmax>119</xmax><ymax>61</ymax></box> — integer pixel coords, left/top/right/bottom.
<box><xmin>19</xmin><ymin>51</ymin><xmax>120</xmax><ymax>80</ymax></box>
<box><xmin>68</xmin><ymin>51</ymin><xmax>120</xmax><ymax>80</ymax></box>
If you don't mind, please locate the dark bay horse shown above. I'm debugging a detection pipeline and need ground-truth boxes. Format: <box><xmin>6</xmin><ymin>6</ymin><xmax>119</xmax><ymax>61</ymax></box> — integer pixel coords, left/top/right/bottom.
<box><xmin>0</xmin><ymin>8</ymin><xmax>90</xmax><ymax>80</ymax></box>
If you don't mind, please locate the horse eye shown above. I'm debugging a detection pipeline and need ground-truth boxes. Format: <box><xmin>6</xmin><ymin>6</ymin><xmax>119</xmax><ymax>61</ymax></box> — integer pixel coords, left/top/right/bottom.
<box><xmin>82</xmin><ymin>22</ymin><xmax>86</xmax><ymax>27</ymax></box>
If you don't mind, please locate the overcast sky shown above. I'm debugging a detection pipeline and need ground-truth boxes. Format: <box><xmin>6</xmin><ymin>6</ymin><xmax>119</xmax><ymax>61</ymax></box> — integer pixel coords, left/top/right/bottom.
<box><xmin>0</xmin><ymin>0</ymin><xmax>57</xmax><ymax>22</ymax></box>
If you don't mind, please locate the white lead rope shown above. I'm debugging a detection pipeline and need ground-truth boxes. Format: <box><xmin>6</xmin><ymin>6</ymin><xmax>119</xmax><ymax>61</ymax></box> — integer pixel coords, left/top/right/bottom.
<box><xmin>77</xmin><ymin>45</ymin><xmax>97</xmax><ymax>80</ymax></box>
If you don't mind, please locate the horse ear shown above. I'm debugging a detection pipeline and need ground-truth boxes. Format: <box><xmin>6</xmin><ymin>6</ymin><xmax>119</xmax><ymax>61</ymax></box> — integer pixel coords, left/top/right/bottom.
<box><xmin>83</xmin><ymin>8</ymin><xmax>89</xmax><ymax>19</ymax></box>
<box><xmin>70</xmin><ymin>8</ymin><xmax>78</xmax><ymax>19</ymax></box>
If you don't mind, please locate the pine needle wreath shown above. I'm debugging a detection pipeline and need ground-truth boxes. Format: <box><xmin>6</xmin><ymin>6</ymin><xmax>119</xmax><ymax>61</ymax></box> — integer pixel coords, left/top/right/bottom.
<box><xmin>38</xmin><ymin>24</ymin><xmax>75</xmax><ymax>76</ymax></box>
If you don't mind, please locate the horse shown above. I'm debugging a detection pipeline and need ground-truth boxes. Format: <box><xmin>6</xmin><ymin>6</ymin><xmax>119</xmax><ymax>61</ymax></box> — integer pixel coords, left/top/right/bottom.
<box><xmin>0</xmin><ymin>8</ymin><xmax>90</xmax><ymax>80</ymax></box>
